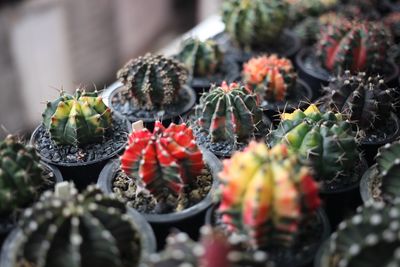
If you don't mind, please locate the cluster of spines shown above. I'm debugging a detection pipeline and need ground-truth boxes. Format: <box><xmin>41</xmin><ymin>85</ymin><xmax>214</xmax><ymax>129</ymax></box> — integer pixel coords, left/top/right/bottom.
<box><xmin>117</xmin><ymin>53</ymin><xmax>188</xmax><ymax>110</ymax></box>
<box><xmin>242</xmin><ymin>54</ymin><xmax>297</xmax><ymax>102</ymax></box>
<box><xmin>42</xmin><ymin>88</ymin><xmax>112</xmax><ymax>146</ymax></box>
<box><xmin>120</xmin><ymin>121</ymin><xmax>204</xmax><ymax>203</ymax></box>
<box><xmin>176</xmin><ymin>37</ymin><xmax>224</xmax><ymax>77</ymax></box>
<box><xmin>217</xmin><ymin>142</ymin><xmax>321</xmax><ymax>249</ymax></box>
<box><xmin>195</xmin><ymin>82</ymin><xmax>264</xmax><ymax>143</ymax></box>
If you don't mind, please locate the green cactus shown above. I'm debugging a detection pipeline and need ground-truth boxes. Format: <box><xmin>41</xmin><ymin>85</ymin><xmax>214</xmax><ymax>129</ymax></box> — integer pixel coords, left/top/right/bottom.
<box><xmin>321</xmin><ymin>201</ymin><xmax>400</xmax><ymax>267</ymax></box>
<box><xmin>222</xmin><ymin>0</ymin><xmax>289</xmax><ymax>49</ymax></box>
<box><xmin>0</xmin><ymin>135</ymin><xmax>47</xmax><ymax>217</ymax></box>
<box><xmin>117</xmin><ymin>53</ymin><xmax>188</xmax><ymax>110</ymax></box>
<box><xmin>42</xmin><ymin>88</ymin><xmax>112</xmax><ymax>147</ymax></box>
<box><xmin>195</xmin><ymin>82</ymin><xmax>264</xmax><ymax>143</ymax></box>
<box><xmin>324</xmin><ymin>71</ymin><xmax>398</xmax><ymax>133</ymax></box>
<box><xmin>268</xmin><ymin>105</ymin><xmax>359</xmax><ymax>183</ymax></box>
<box><xmin>16</xmin><ymin>182</ymin><xmax>142</xmax><ymax>267</ymax></box>
<box><xmin>176</xmin><ymin>38</ymin><xmax>224</xmax><ymax>77</ymax></box>
<box><xmin>286</xmin><ymin>0</ymin><xmax>338</xmax><ymax>23</ymax></box>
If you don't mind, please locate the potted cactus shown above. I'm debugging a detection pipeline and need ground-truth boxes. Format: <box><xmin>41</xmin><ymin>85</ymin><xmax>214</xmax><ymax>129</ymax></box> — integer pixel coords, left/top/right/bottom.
<box><xmin>296</xmin><ymin>19</ymin><xmax>399</xmax><ymax>93</ymax></box>
<box><xmin>206</xmin><ymin>141</ymin><xmax>329</xmax><ymax>267</ymax></box>
<box><xmin>319</xmin><ymin>71</ymin><xmax>400</xmax><ymax>164</ymax></box>
<box><xmin>175</xmin><ymin>37</ymin><xmax>239</xmax><ymax>100</ymax></box>
<box><xmin>97</xmin><ymin>120</ymin><xmax>222</xmax><ymax>248</ymax></box>
<box><xmin>109</xmin><ymin>53</ymin><xmax>196</xmax><ymax>129</ymax></box>
<box><xmin>242</xmin><ymin>54</ymin><xmax>313</xmax><ymax>117</ymax></box>
<box><xmin>0</xmin><ymin>135</ymin><xmax>62</xmax><ymax>243</ymax></box>
<box><xmin>30</xmin><ymin>88</ymin><xmax>129</xmax><ymax>189</ymax></box>
<box><xmin>148</xmin><ymin>225</ymin><xmax>273</xmax><ymax>267</ymax></box>
<box><xmin>316</xmin><ymin>200</ymin><xmax>400</xmax><ymax>267</ymax></box>
<box><xmin>192</xmin><ymin>81</ymin><xmax>269</xmax><ymax>158</ymax></box>
<box><xmin>215</xmin><ymin>0</ymin><xmax>301</xmax><ymax>67</ymax></box>
<box><xmin>0</xmin><ymin>182</ymin><xmax>156</xmax><ymax>267</ymax></box>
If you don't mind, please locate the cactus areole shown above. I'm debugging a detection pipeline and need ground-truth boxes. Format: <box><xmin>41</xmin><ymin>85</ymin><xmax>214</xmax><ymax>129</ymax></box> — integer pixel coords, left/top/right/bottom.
<box><xmin>120</xmin><ymin>121</ymin><xmax>205</xmax><ymax>203</ymax></box>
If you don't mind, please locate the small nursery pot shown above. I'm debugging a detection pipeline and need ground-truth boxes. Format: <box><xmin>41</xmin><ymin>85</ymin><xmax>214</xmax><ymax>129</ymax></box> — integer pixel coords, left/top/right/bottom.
<box><xmin>359</xmin><ymin>164</ymin><xmax>378</xmax><ymax>203</ymax></box>
<box><xmin>107</xmin><ymin>81</ymin><xmax>196</xmax><ymax>131</ymax></box>
<box><xmin>0</xmin><ymin>207</ymin><xmax>156</xmax><ymax>267</ymax></box>
<box><xmin>97</xmin><ymin>148</ymin><xmax>222</xmax><ymax>249</ymax></box>
<box><xmin>205</xmin><ymin>204</ymin><xmax>331</xmax><ymax>267</ymax></box>
<box><xmin>296</xmin><ymin>47</ymin><xmax>400</xmax><ymax>97</ymax></box>
<box><xmin>30</xmin><ymin>115</ymin><xmax>130</xmax><ymax>190</ymax></box>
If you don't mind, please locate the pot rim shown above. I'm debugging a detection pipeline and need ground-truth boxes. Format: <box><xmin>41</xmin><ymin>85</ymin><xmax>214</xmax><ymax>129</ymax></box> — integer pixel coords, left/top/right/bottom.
<box><xmin>359</xmin><ymin>164</ymin><xmax>377</xmax><ymax>203</ymax></box>
<box><xmin>97</xmin><ymin>147</ymin><xmax>222</xmax><ymax>224</ymax></box>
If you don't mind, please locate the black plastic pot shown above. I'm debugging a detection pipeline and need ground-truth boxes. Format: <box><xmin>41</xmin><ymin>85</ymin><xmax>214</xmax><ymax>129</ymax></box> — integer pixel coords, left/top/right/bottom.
<box><xmin>296</xmin><ymin>47</ymin><xmax>400</xmax><ymax>98</ymax></box>
<box><xmin>30</xmin><ymin>115</ymin><xmax>130</xmax><ymax>190</ymax></box>
<box><xmin>107</xmin><ymin>82</ymin><xmax>197</xmax><ymax>131</ymax></box>
<box><xmin>97</xmin><ymin>148</ymin><xmax>222</xmax><ymax>250</ymax></box>
<box><xmin>0</xmin><ymin>207</ymin><xmax>156</xmax><ymax>267</ymax></box>
<box><xmin>359</xmin><ymin>164</ymin><xmax>378</xmax><ymax>204</ymax></box>
<box><xmin>206</xmin><ymin>204</ymin><xmax>330</xmax><ymax>267</ymax></box>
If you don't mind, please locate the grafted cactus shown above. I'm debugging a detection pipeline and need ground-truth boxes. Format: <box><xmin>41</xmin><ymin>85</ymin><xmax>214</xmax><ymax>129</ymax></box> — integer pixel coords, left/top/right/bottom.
<box><xmin>222</xmin><ymin>0</ymin><xmax>288</xmax><ymax>48</ymax></box>
<box><xmin>176</xmin><ymin>38</ymin><xmax>224</xmax><ymax>77</ymax></box>
<box><xmin>15</xmin><ymin>182</ymin><xmax>142</xmax><ymax>267</ymax></box>
<box><xmin>42</xmin><ymin>88</ymin><xmax>112</xmax><ymax>146</ymax></box>
<box><xmin>243</xmin><ymin>54</ymin><xmax>297</xmax><ymax>102</ymax></box>
<box><xmin>321</xmin><ymin>201</ymin><xmax>400</xmax><ymax>267</ymax></box>
<box><xmin>195</xmin><ymin>82</ymin><xmax>264</xmax><ymax>143</ymax></box>
<box><xmin>120</xmin><ymin>121</ymin><xmax>204</xmax><ymax>202</ymax></box>
<box><xmin>268</xmin><ymin>105</ymin><xmax>359</xmax><ymax>182</ymax></box>
<box><xmin>217</xmin><ymin>142</ymin><xmax>321</xmax><ymax>249</ymax></box>
<box><xmin>317</xmin><ymin>20</ymin><xmax>392</xmax><ymax>74</ymax></box>
<box><xmin>0</xmin><ymin>135</ymin><xmax>46</xmax><ymax>216</ymax></box>
<box><xmin>117</xmin><ymin>53</ymin><xmax>188</xmax><ymax>109</ymax></box>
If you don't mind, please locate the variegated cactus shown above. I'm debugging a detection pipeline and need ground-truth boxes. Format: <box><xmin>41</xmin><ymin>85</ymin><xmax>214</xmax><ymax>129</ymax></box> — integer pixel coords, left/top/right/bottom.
<box><xmin>243</xmin><ymin>54</ymin><xmax>297</xmax><ymax>102</ymax></box>
<box><xmin>120</xmin><ymin>121</ymin><xmax>204</xmax><ymax>203</ymax></box>
<box><xmin>117</xmin><ymin>53</ymin><xmax>188</xmax><ymax>110</ymax></box>
<box><xmin>317</xmin><ymin>20</ymin><xmax>392</xmax><ymax>74</ymax></box>
<box><xmin>217</xmin><ymin>142</ymin><xmax>321</xmax><ymax>249</ymax></box>
<box><xmin>42</xmin><ymin>88</ymin><xmax>112</xmax><ymax>146</ymax></box>
<box><xmin>268</xmin><ymin>105</ymin><xmax>359</xmax><ymax>183</ymax></box>
<box><xmin>15</xmin><ymin>182</ymin><xmax>142</xmax><ymax>267</ymax></box>
<box><xmin>195</xmin><ymin>82</ymin><xmax>264</xmax><ymax>143</ymax></box>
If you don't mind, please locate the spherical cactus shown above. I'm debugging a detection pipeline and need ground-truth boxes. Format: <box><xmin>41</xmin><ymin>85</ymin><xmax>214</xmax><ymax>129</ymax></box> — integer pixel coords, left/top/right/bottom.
<box><xmin>243</xmin><ymin>54</ymin><xmax>297</xmax><ymax>102</ymax></box>
<box><xmin>316</xmin><ymin>20</ymin><xmax>392</xmax><ymax>74</ymax></box>
<box><xmin>195</xmin><ymin>82</ymin><xmax>264</xmax><ymax>143</ymax></box>
<box><xmin>120</xmin><ymin>121</ymin><xmax>204</xmax><ymax>203</ymax></box>
<box><xmin>176</xmin><ymin>38</ymin><xmax>224</xmax><ymax>77</ymax></box>
<box><xmin>217</xmin><ymin>142</ymin><xmax>321</xmax><ymax>249</ymax></box>
<box><xmin>42</xmin><ymin>88</ymin><xmax>112</xmax><ymax>146</ymax></box>
<box><xmin>286</xmin><ymin>0</ymin><xmax>338</xmax><ymax>22</ymax></box>
<box><xmin>324</xmin><ymin>71</ymin><xmax>398</xmax><ymax>133</ymax></box>
<box><xmin>268</xmin><ymin>105</ymin><xmax>359</xmax><ymax>183</ymax></box>
<box><xmin>222</xmin><ymin>0</ymin><xmax>289</xmax><ymax>48</ymax></box>
<box><xmin>0</xmin><ymin>135</ymin><xmax>46</xmax><ymax>216</ymax></box>
<box><xmin>15</xmin><ymin>182</ymin><xmax>142</xmax><ymax>267</ymax></box>
<box><xmin>117</xmin><ymin>53</ymin><xmax>188</xmax><ymax>110</ymax></box>
<box><xmin>321</xmin><ymin>201</ymin><xmax>400</xmax><ymax>267</ymax></box>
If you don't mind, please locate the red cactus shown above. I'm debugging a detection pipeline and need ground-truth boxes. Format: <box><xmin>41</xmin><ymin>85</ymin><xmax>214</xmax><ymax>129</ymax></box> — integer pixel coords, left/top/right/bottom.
<box><xmin>121</xmin><ymin>121</ymin><xmax>204</xmax><ymax>201</ymax></box>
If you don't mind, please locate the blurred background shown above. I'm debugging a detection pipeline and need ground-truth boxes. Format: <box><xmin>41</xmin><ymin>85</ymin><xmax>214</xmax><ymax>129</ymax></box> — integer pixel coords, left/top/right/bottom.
<box><xmin>0</xmin><ymin>0</ymin><xmax>222</xmax><ymax>139</ymax></box>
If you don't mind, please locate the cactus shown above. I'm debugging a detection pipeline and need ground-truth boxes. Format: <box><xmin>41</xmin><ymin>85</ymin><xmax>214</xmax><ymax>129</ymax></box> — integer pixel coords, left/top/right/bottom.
<box><xmin>149</xmin><ymin>226</ymin><xmax>273</xmax><ymax>267</ymax></box>
<box><xmin>117</xmin><ymin>53</ymin><xmax>188</xmax><ymax>110</ymax></box>
<box><xmin>15</xmin><ymin>182</ymin><xmax>142</xmax><ymax>267</ymax></box>
<box><xmin>268</xmin><ymin>105</ymin><xmax>359</xmax><ymax>182</ymax></box>
<box><xmin>286</xmin><ymin>0</ymin><xmax>338</xmax><ymax>22</ymax></box>
<box><xmin>324</xmin><ymin>71</ymin><xmax>398</xmax><ymax>133</ymax></box>
<box><xmin>316</xmin><ymin>20</ymin><xmax>392</xmax><ymax>74</ymax></box>
<box><xmin>0</xmin><ymin>135</ymin><xmax>47</xmax><ymax>216</ymax></box>
<box><xmin>120</xmin><ymin>121</ymin><xmax>204</xmax><ymax>203</ymax></box>
<box><xmin>217</xmin><ymin>142</ymin><xmax>321</xmax><ymax>249</ymax></box>
<box><xmin>176</xmin><ymin>38</ymin><xmax>224</xmax><ymax>77</ymax></box>
<box><xmin>321</xmin><ymin>201</ymin><xmax>400</xmax><ymax>267</ymax></box>
<box><xmin>195</xmin><ymin>82</ymin><xmax>264</xmax><ymax>143</ymax></box>
<box><xmin>222</xmin><ymin>0</ymin><xmax>289</xmax><ymax>49</ymax></box>
<box><xmin>242</xmin><ymin>54</ymin><xmax>297</xmax><ymax>102</ymax></box>
<box><xmin>42</xmin><ymin>88</ymin><xmax>112</xmax><ymax>146</ymax></box>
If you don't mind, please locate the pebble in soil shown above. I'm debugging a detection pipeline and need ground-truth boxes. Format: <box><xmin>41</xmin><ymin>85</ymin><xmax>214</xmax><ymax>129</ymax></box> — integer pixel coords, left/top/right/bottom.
<box><xmin>112</xmin><ymin>168</ymin><xmax>212</xmax><ymax>214</ymax></box>
<box><xmin>34</xmin><ymin>117</ymin><xmax>128</xmax><ymax>164</ymax></box>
